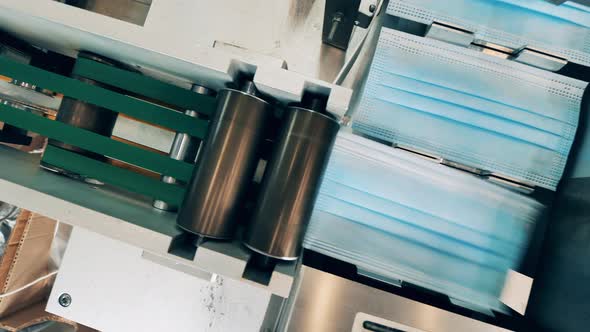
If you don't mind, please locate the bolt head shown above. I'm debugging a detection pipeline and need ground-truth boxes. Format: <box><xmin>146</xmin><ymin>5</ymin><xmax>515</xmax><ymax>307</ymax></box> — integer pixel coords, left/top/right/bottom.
<box><xmin>58</xmin><ymin>293</ymin><xmax>72</xmax><ymax>307</ymax></box>
<box><xmin>369</xmin><ymin>4</ymin><xmax>377</xmax><ymax>13</ymax></box>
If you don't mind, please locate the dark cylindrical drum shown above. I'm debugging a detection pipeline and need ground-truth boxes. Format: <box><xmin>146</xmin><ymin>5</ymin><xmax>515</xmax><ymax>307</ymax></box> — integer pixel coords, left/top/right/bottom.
<box><xmin>48</xmin><ymin>86</ymin><xmax>118</xmax><ymax>160</ymax></box>
<box><xmin>177</xmin><ymin>88</ymin><xmax>273</xmax><ymax>239</ymax></box>
<box><xmin>244</xmin><ymin>107</ymin><xmax>340</xmax><ymax>260</ymax></box>
<box><xmin>43</xmin><ymin>53</ymin><xmax>121</xmax><ymax>173</ymax></box>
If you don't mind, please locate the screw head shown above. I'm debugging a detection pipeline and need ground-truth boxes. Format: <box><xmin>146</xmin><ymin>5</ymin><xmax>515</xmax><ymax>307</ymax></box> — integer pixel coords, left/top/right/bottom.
<box><xmin>58</xmin><ymin>293</ymin><xmax>72</xmax><ymax>307</ymax></box>
<box><xmin>369</xmin><ymin>4</ymin><xmax>377</xmax><ymax>13</ymax></box>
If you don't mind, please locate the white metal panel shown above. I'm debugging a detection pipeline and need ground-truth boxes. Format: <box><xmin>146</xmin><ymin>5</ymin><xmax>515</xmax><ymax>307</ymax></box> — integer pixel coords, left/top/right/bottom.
<box><xmin>47</xmin><ymin>227</ymin><xmax>272</xmax><ymax>332</ymax></box>
<box><xmin>0</xmin><ymin>0</ymin><xmax>352</xmax><ymax>116</ymax></box>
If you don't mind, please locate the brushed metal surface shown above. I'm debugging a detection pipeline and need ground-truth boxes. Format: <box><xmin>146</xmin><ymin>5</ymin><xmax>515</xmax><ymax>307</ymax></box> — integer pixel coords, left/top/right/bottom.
<box><xmin>281</xmin><ymin>266</ymin><xmax>511</xmax><ymax>332</ymax></box>
<box><xmin>177</xmin><ymin>89</ymin><xmax>273</xmax><ymax>239</ymax></box>
<box><xmin>244</xmin><ymin>107</ymin><xmax>340</xmax><ymax>260</ymax></box>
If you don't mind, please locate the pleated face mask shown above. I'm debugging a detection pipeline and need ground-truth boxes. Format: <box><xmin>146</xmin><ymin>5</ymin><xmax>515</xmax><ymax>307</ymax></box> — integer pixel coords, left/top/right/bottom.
<box><xmin>353</xmin><ymin>28</ymin><xmax>587</xmax><ymax>190</ymax></box>
<box><xmin>387</xmin><ymin>0</ymin><xmax>590</xmax><ymax>66</ymax></box>
<box><xmin>304</xmin><ymin>132</ymin><xmax>545</xmax><ymax>312</ymax></box>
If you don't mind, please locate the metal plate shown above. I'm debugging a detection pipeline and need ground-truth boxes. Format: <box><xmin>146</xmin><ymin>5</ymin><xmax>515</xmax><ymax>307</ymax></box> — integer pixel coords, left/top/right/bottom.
<box><xmin>47</xmin><ymin>227</ymin><xmax>272</xmax><ymax>332</ymax></box>
<box><xmin>279</xmin><ymin>266</ymin><xmax>512</xmax><ymax>332</ymax></box>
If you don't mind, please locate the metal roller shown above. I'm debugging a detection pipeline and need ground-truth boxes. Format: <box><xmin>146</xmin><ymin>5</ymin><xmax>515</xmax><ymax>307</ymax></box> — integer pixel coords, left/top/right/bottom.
<box><xmin>177</xmin><ymin>82</ymin><xmax>274</xmax><ymax>240</ymax></box>
<box><xmin>244</xmin><ymin>105</ymin><xmax>340</xmax><ymax>260</ymax></box>
<box><xmin>41</xmin><ymin>52</ymin><xmax>122</xmax><ymax>175</ymax></box>
<box><xmin>153</xmin><ymin>85</ymin><xmax>214</xmax><ymax>212</ymax></box>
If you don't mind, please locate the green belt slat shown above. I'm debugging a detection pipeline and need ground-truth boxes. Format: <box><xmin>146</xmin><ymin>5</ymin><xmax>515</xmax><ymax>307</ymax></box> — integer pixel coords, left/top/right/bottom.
<box><xmin>0</xmin><ymin>103</ymin><xmax>195</xmax><ymax>182</ymax></box>
<box><xmin>43</xmin><ymin>145</ymin><xmax>185</xmax><ymax>205</ymax></box>
<box><xmin>0</xmin><ymin>56</ymin><xmax>209</xmax><ymax>138</ymax></box>
<box><xmin>73</xmin><ymin>57</ymin><xmax>216</xmax><ymax>116</ymax></box>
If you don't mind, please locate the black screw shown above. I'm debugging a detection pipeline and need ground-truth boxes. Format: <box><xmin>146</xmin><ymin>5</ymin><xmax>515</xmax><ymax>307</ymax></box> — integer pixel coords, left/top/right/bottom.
<box><xmin>369</xmin><ymin>4</ymin><xmax>377</xmax><ymax>13</ymax></box>
<box><xmin>58</xmin><ymin>293</ymin><xmax>72</xmax><ymax>307</ymax></box>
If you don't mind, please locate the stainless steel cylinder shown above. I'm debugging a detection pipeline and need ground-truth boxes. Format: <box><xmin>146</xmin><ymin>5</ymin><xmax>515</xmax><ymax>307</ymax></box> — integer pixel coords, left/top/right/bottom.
<box><xmin>153</xmin><ymin>85</ymin><xmax>214</xmax><ymax>212</ymax></box>
<box><xmin>244</xmin><ymin>107</ymin><xmax>340</xmax><ymax>260</ymax></box>
<box><xmin>177</xmin><ymin>88</ymin><xmax>274</xmax><ymax>239</ymax></box>
<box><xmin>153</xmin><ymin>110</ymin><xmax>201</xmax><ymax>211</ymax></box>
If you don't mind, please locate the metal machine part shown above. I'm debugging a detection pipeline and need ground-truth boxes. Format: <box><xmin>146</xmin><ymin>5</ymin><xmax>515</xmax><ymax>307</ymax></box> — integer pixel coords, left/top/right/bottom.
<box><xmin>152</xmin><ymin>85</ymin><xmax>215</xmax><ymax>212</ymax></box>
<box><xmin>0</xmin><ymin>41</ymin><xmax>34</xmax><ymax>145</ymax></box>
<box><xmin>512</xmin><ymin>47</ymin><xmax>568</xmax><ymax>72</ymax></box>
<box><xmin>56</xmin><ymin>0</ymin><xmax>152</xmax><ymax>26</ymax></box>
<box><xmin>244</xmin><ymin>106</ymin><xmax>340</xmax><ymax>260</ymax></box>
<box><xmin>48</xmin><ymin>90</ymin><xmax>118</xmax><ymax>159</ymax></box>
<box><xmin>546</xmin><ymin>0</ymin><xmax>590</xmax><ymax>5</ymax></box>
<box><xmin>41</xmin><ymin>52</ymin><xmax>128</xmax><ymax>176</ymax></box>
<box><xmin>322</xmin><ymin>0</ymin><xmax>363</xmax><ymax>50</ymax></box>
<box><xmin>278</xmin><ymin>266</ymin><xmax>512</xmax><ymax>332</ymax></box>
<box><xmin>177</xmin><ymin>83</ymin><xmax>273</xmax><ymax>240</ymax></box>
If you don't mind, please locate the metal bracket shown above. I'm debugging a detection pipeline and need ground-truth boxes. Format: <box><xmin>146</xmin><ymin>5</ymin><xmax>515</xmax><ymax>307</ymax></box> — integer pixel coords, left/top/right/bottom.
<box><xmin>322</xmin><ymin>0</ymin><xmax>362</xmax><ymax>50</ymax></box>
<box><xmin>512</xmin><ymin>47</ymin><xmax>568</xmax><ymax>72</ymax></box>
<box><xmin>440</xmin><ymin>158</ymin><xmax>491</xmax><ymax>177</ymax></box>
<box><xmin>356</xmin><ymin>0</ymin><xmax>379</xmax><ymax>29</ymax></box>
<box><xmin>425</xmin><ymin>21</ymin><xmax>475</xmax><ymax>47</ymax></box>
<box><xmin>469</xmin><ymin>40</ymin><xmax>515</xmax><ymax>59</ymax></box>
<box><xmin>358</xmin><ymin>268</ymin><xmax>403</xmax><ymax>287</ymax></box>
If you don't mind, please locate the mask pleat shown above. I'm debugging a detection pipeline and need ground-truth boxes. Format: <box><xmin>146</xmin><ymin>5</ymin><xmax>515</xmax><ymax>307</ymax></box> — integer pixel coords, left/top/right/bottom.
<box><xmin>304</xmin><ymin>132</ymin><xmax>545</xmax><ymax>312</ymax></box>
<box><xmin>354</xmin><ymin>28</ymin><xmax>587</xmax><ymax>190</ymax></box>
<box><xmin>387</xmin><ymin>0</ymin><xmax>590</xmax><ymax>64</ymax></box>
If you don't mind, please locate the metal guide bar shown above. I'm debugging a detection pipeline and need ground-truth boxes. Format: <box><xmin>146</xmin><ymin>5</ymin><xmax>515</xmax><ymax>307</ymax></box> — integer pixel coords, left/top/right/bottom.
<box><xmin>73</xmin><ymin>57</ymin><xmax>216</xmax><ymax>115</ymax></box>
<box><xmin>42</xmin><ymin>145</ymin><xmax>185</xmax><ymax>205</ymax></box>
<box><xmin>0</xmin><ymin>56</ymin><xmax>209</xmax><ymax>137</ymax></box>
<box><xmin>394</xmin><ymin>143</ymin><xmax>536</xmax><ymax>191</ymax></box>
<box><xmin>426</xmin><ymin>22</ymin><xmax>568</xmax><ymax>70</ymax></box>
<box><xmin>0</xmin><ymin>103</ymin><xmax>195</xmax><ymax>182</ymax></box>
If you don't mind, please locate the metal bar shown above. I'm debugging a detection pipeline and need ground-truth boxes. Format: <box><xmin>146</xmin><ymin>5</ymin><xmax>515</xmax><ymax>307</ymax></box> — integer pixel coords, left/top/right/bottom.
<box><xmin>0</xmin><ymin>56</ymin><xmax>209</xmax><ymax>137</ymax></box>
<box><xmin>42</xmin><ymin>145</ymin><xmax>185</xmax><ymax>205</ymax></box>
<box><xmin>0</xmin><ymin>103</ymin><xmax>195</xmax><ymax>181</ymax></box>
<box><xmin>73</xmin><ymin>57</ymin><xmax>216</xmax><ymax>115</ymax></box>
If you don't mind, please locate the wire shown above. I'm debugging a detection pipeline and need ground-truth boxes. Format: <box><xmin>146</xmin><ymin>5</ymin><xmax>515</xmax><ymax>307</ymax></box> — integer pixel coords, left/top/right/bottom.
<box><xmin>0</xmin><ymin>271</ymin><xmax>58</xmax><ymax>299</ymax></box>
<box><xmin>332</xmin><ymin>0</ymin><xmax>385</xmax><ymax>85</ymax></box>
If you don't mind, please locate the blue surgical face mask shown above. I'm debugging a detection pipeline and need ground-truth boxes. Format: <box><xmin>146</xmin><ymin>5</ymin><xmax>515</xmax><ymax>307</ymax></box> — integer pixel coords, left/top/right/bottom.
<box><xmin>353</xmin><ymin>28</ymin><xmax>587</xmax><ymax>190</ymax></box>
<box><xmin>304</xmin><ymin>132</ymin><xmax>545</xmax><ymax>312</ymax></box>
<box><xmin>387</xmin><ymin>0</ymin><xmax>590</xmax><ymax>66</ymax></box>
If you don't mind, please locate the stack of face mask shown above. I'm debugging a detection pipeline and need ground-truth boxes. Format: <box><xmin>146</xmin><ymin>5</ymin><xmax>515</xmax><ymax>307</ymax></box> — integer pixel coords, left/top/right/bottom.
<box><xmin>387</xmin><ymin>0</ymin><xmax>590</xmax><ymax>66</ymax></box>
<box><xmin>353</xmin><ymin>27</ymin><xmax>588</xmax><ymax>190</ymax></box>
<box><xmin>304</xmin><ymin>132</ymin><xmax>545</xmax><ymax>311</ymax></box>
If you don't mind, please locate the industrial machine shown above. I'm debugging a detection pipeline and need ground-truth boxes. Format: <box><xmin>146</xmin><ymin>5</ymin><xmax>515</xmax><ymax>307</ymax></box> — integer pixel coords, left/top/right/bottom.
<box><xmin>0</xmin><ymin>0</ymin><xmax>588</xmax><ymax>331</ymax></box>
